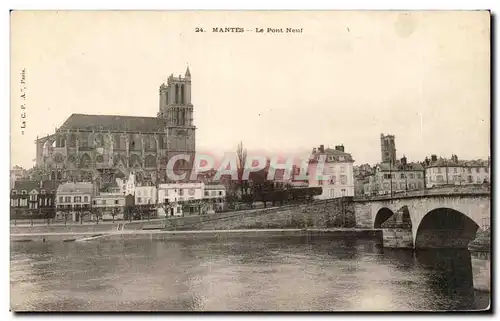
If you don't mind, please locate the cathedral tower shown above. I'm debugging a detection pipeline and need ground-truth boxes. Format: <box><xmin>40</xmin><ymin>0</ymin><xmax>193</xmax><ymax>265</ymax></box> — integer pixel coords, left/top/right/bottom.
<box><xmin>158</xmin><ymin>66</ymin><xmax>193</xmax><ymax>126</ymax></box>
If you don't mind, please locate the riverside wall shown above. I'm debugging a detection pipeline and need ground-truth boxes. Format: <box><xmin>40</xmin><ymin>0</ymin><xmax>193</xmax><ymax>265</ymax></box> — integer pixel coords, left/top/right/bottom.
<box><xmin>11</xmin><ymin>198</ymin><xmax>358</xmax><ymax>235</ymax></box>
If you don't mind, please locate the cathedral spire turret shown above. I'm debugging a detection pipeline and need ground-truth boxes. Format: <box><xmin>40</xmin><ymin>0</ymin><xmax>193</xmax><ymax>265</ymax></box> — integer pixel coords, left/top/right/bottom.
<box><xmin>185</xmin><ymin>66</ymin><xmax>191</xmax><ymax>79</ymax></box>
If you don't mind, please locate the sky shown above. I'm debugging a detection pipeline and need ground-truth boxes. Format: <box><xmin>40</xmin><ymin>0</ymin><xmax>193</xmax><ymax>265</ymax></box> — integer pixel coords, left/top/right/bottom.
<box><xmin>10</xmin><ymin>11</ymin><xmax>490</xmax><ymax>169</ymax></box>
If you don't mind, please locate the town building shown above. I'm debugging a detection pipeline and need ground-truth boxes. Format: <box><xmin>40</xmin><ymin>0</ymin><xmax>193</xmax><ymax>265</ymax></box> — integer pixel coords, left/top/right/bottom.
<box><xmin>157</xmin><ymin>182</ymin><xmax>205</xmax><ymax>216</ymax></box>
<box><xmin>308</xmin><ymin>144</ymin><xmax>355</xmax><ymax>199</ymax></box>
<box><xmin>135</xmin><ymin>185</ymin><xmax>157</xmax><ymax>206</ymax></box>
<box><xmin>10</xmin><ymin>180</ymin><xmax>61</xmax><ymax>219</ymax></box>
<box><xmin>92</xmin><ymin>193</ymin><xmax>125</xmax><ymax>221</ymax></box>
<box><xmin>204</xmin><ymin>184</ymin><xmax>227</xmax><ymax>213</ymax></box>
<box><xmin>380</xmin><ymin>133</ymin><xmax>397</xmax><ymax>165</ymax></box>
<box><xmin>33</xmin><ymin>67</ymin><xmax>196</xmax><ymax>188</ymax></box>
<box><xmin>424</xmin><ymin>154</ymin><xmax>490</xmax><ymax>188</ymax></box>
<box><xmin>354</xmin><ymin>164</ymin><xmax>374</xmax><ymax>197</ymax></box>
<box><xmin>363</xmin><ymin>157</ymin><xmax>425</xmax><ymax>196</ymax></box>
<box><xmin>55</xmin><ymin>182</ymin><xmax>93</xmax><ymax>221</ymax></box>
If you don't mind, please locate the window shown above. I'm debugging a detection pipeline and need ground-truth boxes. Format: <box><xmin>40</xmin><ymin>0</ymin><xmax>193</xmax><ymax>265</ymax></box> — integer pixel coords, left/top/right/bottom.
<box><xmin>211</xmin><ymin>191</ymin><xmax>216</xmax><ymax>196</ymax></box>
<box><xmin>418</xmin><ymin>182</ymin><xmax>423</xmax><ymax>189</ymax></box>
<box><xmin>329</xmin><ymin>189</ymin><xmax>334</xmax><ymax>197</ymax></box>
<box><xmin>340</xmin><ymin>175</ymin><xmax>347</xmax><ymax>185</ymax></box>
<box><xmin>11</xmin><ymin>190</ymin><xmax>17</xmax><ymax>195</ymax></box>
<box><xmin>65</xmin><ymin>196</ymin><xmax>71</xmax><ymax>202</ymax></box>
<box><xmin>339</xmin><ymin>156</ymin><xmax>345</xmax><ymax>161</ymax></box>
<box><xmin>341</xmin><ymin>188</ymin><xmax>346</xmax><ymax>196</ymax></box>
<box><xmin>409</xmin><ymin>173</ymin><xmax>415</xmax><ymax>179</ymax></box>
<box><xmin>177</xmin><ymin>207</ymin><xmax>181</xmax><ymax>213</ymax></box>
<box><xmin>41</xmin><ymin>189</ymin><xmax>46</xmax><ymax>194</ymax></box>
<box><xmin>165</xmin><ymin>190</ymin><xmax>169</xmax><ymax>197</ymax></box>
<box><xmin>21</xmin><ymin>190</ymin><xmax>27</xmax><ymax>195</ymax></box>
<box><xmin>330</xmin><ymin>175</ymin><xmax>336</xmax><ymax>185</ymax></box>
<box><xmin>179</xmin><ymin>189</ymin><xmax>184</xmax><ymax>196</ymax></box>
<box><xmin>468</xmin><ymin>176</ymin><xmax>473</xmax><ymax>183</ymax></box>
<box><xmin>115</xmin><ymin>200</ymin><xmax>119</xmax><ymax>205</ymax></box>
<box><xmin>340</xmin><ymin>166</ymin><xmax>345</xmax><ymax>173</ymax></box>
<box><xmin>188</xmin><ymin>188</ymin><xmax>195</xmax><ymax>196</ymax></box>
<box><xmin>417</xmin><ymin>173</ymin><xmax>422</xmax><ymax>179</ymax></box>
<box><xmin>476</xmin><ymin>168</ymin><xmax>481</xmax><ymax>173</ymax></box>
<box><xmin>83</xmin><ymin>196</ymin><xmax>88</xmax><ymax>202</ymax></box>
<box><xmin>93</xmin><ymin>200</ymin><xmax>96</xmax><ymax>205</ymax></box>
<box><xmin>400</xmin><ymin>173</ymin><xmax>405</xmax><ymax>179</ymax></box>
<box><xmin>58</xmin><ymin>196</ymin><xmax>63</xmax><ymax>203</ymax></box>
<box><xmin>437</xmin><ymin>168</ymin><xmax>442</xmax><ymax>173</ymax></box>
<box><xmin>383</xmin><ymin>182</ymin><xmax>389</xmax><ymax>190</ymax></box>
<box><xmin>328</xmin><ymin>156</ymin><xmax>333</xmax><ymax>161</ymax></box>
<box><xmin>437</xmin><ymin>175</ymin><xmax>444</xmax><ymax>182</ymax></box>
<box><xmin>400</xmin><ymin>182</ymin><xmax>405</xmax><ymax>189</ymax></box>
<box><xmin>137</xmin><ymin>190</ymin><xmax>141</xmax><ymax>196</ymax></box>
<box><xmin>477</xmin><ymin>177</ymin><xmax>481</xmax><ymax>183</ymax></box>
<box><xmin>218</xmin><ymin>191</ymin><xmax>223</xmax><ymax>196</ymax></box>
<box><xmin>137</xmin><ymin>197</ymin><xmax>142</xmax><ymax>203</ymax></box>
<box><xmin>74</xmin><ymin>196</ymin><xmax>81</xmax><ymax>202</ymax></box>
<box><xmin>204</xmin><ymin>191</ymin><xmax>209</xmax><ymax>196</ymax></box>
<box><xmin>468</xmin><ymin>168</ymin><xmax>472</xmax><ymax>173</ymax></box>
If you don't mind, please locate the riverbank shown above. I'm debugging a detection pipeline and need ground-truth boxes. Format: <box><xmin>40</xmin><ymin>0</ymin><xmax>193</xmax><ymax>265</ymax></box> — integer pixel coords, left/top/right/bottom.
<box><xmin>10</xmin><ymin>228</ymin><xmax>383</xmax><ymax>243</ymax></box>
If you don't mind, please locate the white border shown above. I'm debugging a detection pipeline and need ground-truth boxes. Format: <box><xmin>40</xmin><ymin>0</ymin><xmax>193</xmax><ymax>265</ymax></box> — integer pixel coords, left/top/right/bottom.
<box><xmin>2</xmin><ymin>1</ymin><xmax>498</xmax><ymax>320</ymax></box>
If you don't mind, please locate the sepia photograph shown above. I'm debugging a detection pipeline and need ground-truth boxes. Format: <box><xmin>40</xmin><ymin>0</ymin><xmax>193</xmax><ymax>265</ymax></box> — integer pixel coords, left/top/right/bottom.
<box><xmin>9</xmin><ymin>10</ymin><xmax>491</xmax><ymax>312</ymax></box>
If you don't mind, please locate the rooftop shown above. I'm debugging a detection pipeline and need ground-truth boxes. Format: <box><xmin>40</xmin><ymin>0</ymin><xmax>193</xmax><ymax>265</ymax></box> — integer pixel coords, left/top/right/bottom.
<box><xmin>12</xmin><ymin>180</ymin><xmax>63</xmax><ymax>193</ymax></box>
<box><xmin>57</xmin><ymin>182</ymin><xmax>93</xmax><ymax>194</ymax></box>
<box><xmin>58</xmin><ymin>113</ymin><xmax>170</xmax><ymax>133</ymax></box>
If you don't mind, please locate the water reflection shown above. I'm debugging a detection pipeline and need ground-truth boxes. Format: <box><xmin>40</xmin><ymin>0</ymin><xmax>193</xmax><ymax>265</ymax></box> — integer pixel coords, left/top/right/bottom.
<box><xmin>10</xmin><ymin>236</ymin><xmax>488</xmax><ymax>311</ymax></box>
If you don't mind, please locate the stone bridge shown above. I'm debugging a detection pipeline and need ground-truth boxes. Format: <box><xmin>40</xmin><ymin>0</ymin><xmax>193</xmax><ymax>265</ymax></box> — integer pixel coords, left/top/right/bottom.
<box><xmin>353</xmin><ymin>190</ymin><xmax>490</xmax><ymax>249</ymax></box>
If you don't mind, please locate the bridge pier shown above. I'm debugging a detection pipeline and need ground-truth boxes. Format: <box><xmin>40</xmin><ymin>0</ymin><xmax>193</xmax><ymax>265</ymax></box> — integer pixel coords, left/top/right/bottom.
<box><xmin>380</xmin><ymin>207</ymin><xmax>413</xmax><ymax>248</ymax></box>
<box><xmin>468</xmin><ymin>228</ymin><xmax>490</xmax><ymax>292</ymax></box>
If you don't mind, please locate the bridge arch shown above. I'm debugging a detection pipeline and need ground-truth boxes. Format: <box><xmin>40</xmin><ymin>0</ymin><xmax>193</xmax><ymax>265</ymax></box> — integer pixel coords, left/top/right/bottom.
<box><xmin>414</xmin><ymin>207</ymin><xmax>480</xmax><ymax>249</ymax></box>
<box><xmin>374</xmin><ymin>207</ymin><xmax>394</xmax><ymax>228</ymax></box>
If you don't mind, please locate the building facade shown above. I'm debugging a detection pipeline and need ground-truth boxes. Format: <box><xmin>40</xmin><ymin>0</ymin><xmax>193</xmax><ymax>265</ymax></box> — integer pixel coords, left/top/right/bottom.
<box><xmin>204</xmin><ymin>184</ymin><xmax>227</xmax><ymax>213</ymax></box>
<box><xmin>308</xmin><ymin>144</ymin><xmax>355</xmax><ymax>199</ymax></box>
<box><xmin>135</xmin><ymin>186</ymin><xmax>157</xmax><ymax>205</ymax></box>
<box><xmin>10</xmin><ymin>180</ymin><xmax>60</xmax><ymax>219</ymax></box>
<box><xmin>92</xmin><ymin>193</ymin><xmax>126</xmax><ymax>221</ymax></box>
<box><xmin>158</xmin><ymin>182</ymin><xmax>204</xmax><ymax>216</ymax></box>
<box><xmin>55</xmin><ymin>182</ymin><xmax>93</xmax><ymax>221</ymax></box>
<box><xmin>364</xmin><ymin>159</ymin><xmax>425</xmax><ymax>196</ymax></box>
<box><xmin>34</xmin><ymin>67</ymin><xmax>196</xmax><ymax>189</ymax></box>
<box><xmin>424</xmin><ymin>154</ymin><xmax>490</xmax><ymax>188</ymax></box>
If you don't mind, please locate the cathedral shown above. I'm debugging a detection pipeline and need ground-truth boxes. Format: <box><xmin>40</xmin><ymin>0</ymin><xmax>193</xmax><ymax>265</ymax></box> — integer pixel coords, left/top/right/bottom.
<box><xmin>35</xmin><ymin>67</ymin><xmax>196</xmax><ymax>190</ymax></box>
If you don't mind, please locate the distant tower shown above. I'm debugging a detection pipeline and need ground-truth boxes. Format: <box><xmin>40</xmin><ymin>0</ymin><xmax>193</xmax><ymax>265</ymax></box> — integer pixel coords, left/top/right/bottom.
<box><xmin>158</xmin><ymin>66</ymin><xmax>193</xmax><ymax>126</ymax></box>
<box><xmin>380</xmin><ymin>133</ymin><xmax>397</xmax><ymax>164</ymax></box>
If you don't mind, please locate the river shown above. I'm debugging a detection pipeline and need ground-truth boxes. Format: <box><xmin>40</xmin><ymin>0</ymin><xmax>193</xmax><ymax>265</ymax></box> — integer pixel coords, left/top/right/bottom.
<box><xmin>10</xmin><ymin>235</ymin><xmax>490</xmax><ymax>311</ymax></box>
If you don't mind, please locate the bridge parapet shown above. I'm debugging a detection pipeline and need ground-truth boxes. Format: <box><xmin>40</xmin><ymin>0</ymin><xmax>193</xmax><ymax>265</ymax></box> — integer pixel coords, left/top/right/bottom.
<box><xmin>354</xmin><ymin>187</ymin><xmax>490</xmax><ymax>203</ymax></box>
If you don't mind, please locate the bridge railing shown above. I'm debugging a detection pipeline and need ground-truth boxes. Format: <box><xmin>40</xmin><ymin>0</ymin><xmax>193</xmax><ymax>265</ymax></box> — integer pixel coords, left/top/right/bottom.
<box><xmin>354</xmin><ymin>186</ymin><xmax>490</xmax><ymax>202</ymax></box>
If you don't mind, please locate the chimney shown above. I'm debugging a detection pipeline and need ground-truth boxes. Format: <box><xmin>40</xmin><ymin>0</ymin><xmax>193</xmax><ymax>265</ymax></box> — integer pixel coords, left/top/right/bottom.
<box><xmin>401</xmin><ymin>155</ymin><xmax>407</xmax><ymax>166</ymax></box>
<box><xmin>39</xmin><ymin>180</ymin><xmax>43</xmax><ymax>189</ymax></box>
<box><xmin>335</xmin><ymin>144</ymin><xmax>345</xmax><ymax>152</ymax></box>
<box><xmin>312</xmin><ymin>148</ymin><xmax>317</xmax><ymax>154</ymax></box>
<box><xmin>431</xmin><ymin>154</ymin><xmax>437</xmax><ymax>162</ymax></box>
<box><xmin>319</xmin><ymin>145</ymin><xmax>325</xmax><ymax>153</ymax></box>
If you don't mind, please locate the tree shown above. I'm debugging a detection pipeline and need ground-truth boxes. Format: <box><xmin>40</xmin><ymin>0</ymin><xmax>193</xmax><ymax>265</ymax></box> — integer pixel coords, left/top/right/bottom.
<box><xmin>111</xmin><ymin>207</ymin><xmax>120</xmax><ymax>223</ymax></box>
